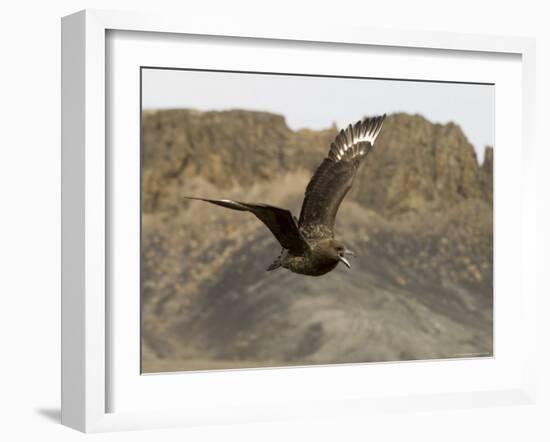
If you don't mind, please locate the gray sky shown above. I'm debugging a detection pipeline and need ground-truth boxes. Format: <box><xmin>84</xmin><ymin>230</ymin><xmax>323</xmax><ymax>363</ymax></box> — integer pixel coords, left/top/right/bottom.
<box><xmin>142</xmin><ymin>68</ymin><xmax>494</xmax><ymax>162</ymax></box>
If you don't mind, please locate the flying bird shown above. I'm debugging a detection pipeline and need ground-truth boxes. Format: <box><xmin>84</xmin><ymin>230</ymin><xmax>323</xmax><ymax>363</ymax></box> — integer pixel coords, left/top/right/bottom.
<box><xmin>187</xmin><ymin>114</ymin><xmax>386</xmax><ymax>276</ymax></box>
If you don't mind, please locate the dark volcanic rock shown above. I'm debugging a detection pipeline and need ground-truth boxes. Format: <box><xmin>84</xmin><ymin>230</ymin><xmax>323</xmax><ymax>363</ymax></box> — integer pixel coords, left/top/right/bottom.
<box><xmin>140</xmin><ymin>109</ymin><xmax>494</xmax><ymax>372</ymax></box>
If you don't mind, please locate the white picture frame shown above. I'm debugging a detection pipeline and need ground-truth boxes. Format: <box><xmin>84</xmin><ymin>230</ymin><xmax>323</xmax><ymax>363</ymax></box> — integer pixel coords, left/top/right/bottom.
<box><xmin>61</xmin><ymin>9</ymin><xmax>537</xmax><ymax>433</ymax></box>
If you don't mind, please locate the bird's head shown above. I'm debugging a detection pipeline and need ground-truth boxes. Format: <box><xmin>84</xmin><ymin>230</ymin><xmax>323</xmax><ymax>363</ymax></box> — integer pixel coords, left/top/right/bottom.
<box><xmin>327</xmin><ymin>240</ymin><xmax>355</xmax><ymax>269</ymax></box>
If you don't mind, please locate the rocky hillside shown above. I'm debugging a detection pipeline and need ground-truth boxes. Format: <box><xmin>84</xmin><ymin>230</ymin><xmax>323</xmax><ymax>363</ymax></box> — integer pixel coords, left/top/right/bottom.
<box><xmin>142</xmin><ymin>110</ymin><xmax>491</xmax><ymax>216</ymax></box>
<box><xmin>141</xmin><ymin>109</ymin><xmax>493</xmax><ymax>372</ymax></box>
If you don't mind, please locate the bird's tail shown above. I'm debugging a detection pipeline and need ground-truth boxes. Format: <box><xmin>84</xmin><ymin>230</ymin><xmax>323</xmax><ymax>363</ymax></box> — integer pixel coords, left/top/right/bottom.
<box><xmin>266</xmin><ymin>248</ymin><xmax>285</xmax><ymax>271</ymax></box>
<box><xmin>266</xmin><ymin>260</ymin><xmax>281</xmax><ymax>271</ymax></box>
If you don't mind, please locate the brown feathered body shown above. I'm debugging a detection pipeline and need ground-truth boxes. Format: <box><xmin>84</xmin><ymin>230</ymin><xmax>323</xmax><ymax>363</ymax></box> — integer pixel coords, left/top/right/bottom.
<box><xmin>187</xmin><ymin>115</ymin><xmax>386</xmax><ymax>277</ymax></box>
<box><xmin>276</xmin><ymin>239</ymin><xmax>346</xmax><ymax>276</ymax></box>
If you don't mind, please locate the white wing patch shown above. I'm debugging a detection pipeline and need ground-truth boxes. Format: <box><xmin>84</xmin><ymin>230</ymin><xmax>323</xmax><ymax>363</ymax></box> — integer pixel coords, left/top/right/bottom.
<box><xmin>329</xmin><ymin>114</ymin><xmax>386</xmax><ymax>162</ymax></box>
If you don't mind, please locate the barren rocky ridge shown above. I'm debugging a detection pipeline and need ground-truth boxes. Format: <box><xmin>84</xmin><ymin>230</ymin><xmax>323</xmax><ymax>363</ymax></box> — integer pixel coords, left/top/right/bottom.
<box><xmin>141</xmin><ymin>109</ymin><xmax>493</xmax><ymax>372</ymax></box>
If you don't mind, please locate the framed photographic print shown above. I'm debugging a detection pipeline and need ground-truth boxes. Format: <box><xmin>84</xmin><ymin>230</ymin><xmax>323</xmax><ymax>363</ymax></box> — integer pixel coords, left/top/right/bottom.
<box><xmin>140</xmin><ymin>68</ymin><xmax>495</xmax><ymax>373</ymax></box>
<box><xmin>61</xmin><ymin>9</ymin><xmax>537</xmax><ymax>432</ymax></box>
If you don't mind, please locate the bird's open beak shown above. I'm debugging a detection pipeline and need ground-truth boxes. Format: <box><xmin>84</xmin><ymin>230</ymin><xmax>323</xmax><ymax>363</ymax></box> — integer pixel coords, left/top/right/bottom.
<box><xmin>343</xmin><ymin>249</ymin><xmax>355</xmax><ymax>257</ymax></box>
<box><xmin>338</xmin><ymin>256</ymin><xmax>352</xmax><ymax>269</ymax></box>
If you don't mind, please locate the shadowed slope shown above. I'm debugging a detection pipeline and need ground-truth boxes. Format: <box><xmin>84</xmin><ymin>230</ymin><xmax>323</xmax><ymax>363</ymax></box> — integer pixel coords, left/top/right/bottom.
<box><xmin>140</xmin><ymin>110</ymin><xmax>493</xmax><ymax>372</ymax></box>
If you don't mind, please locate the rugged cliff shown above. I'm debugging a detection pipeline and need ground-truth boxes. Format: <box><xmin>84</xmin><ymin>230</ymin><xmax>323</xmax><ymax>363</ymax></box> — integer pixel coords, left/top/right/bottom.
<box><xmin>140</xmin><ymin>109</ymin><xmax>493</xmax><ymax>372</ymax></box>
<box><xmin>142</xmin><ymin>110</ymin><xmax>491</xmax><ymax>215</ymax></box>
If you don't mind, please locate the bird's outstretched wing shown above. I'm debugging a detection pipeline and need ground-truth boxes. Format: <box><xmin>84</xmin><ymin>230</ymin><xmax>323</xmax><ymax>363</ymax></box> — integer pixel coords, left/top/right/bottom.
<box><xmin>298</xmin><ymin>115</ymin><xmax>386</xmax><ymax>238</ymax></box>
<box><xmin>186</xmin><ymin>197</ymin><xmax>310</xmax><ymax>254</ymax></box>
